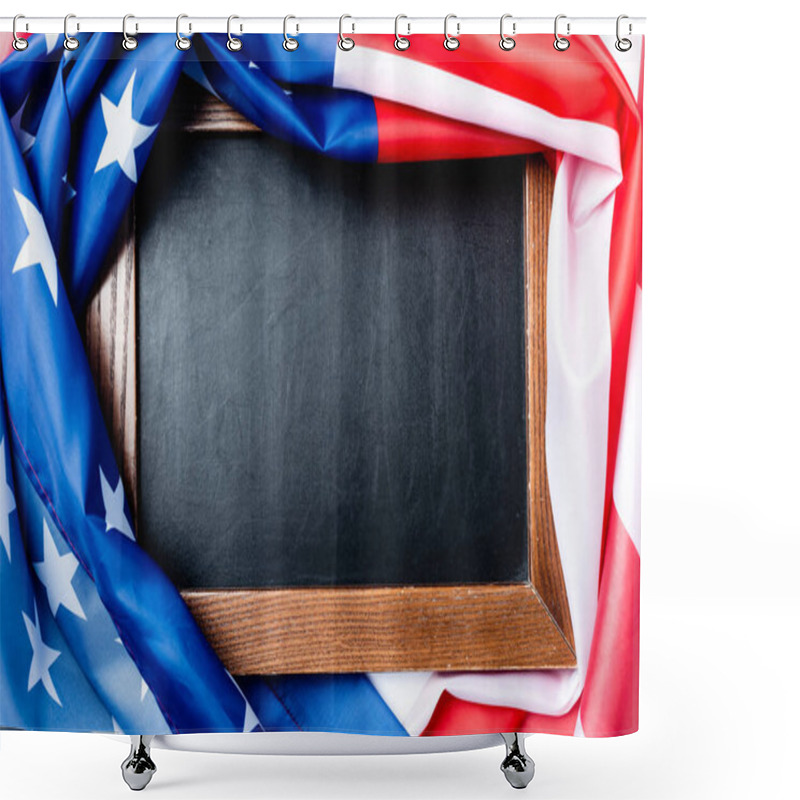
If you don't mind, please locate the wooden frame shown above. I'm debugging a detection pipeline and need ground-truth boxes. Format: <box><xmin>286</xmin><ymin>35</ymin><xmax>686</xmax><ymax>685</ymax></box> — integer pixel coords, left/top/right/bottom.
<box><xmin>85</xmin><ymin>82</ymin><xmax>576</xmax><ymax>675</ymax></box>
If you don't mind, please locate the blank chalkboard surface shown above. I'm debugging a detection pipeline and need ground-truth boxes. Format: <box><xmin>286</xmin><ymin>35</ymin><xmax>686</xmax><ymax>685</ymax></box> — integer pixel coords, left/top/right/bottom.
<box><xmin>135</xmin><ymin>133</ymin><xmax>528</xmax><ymax>590</ymax></box>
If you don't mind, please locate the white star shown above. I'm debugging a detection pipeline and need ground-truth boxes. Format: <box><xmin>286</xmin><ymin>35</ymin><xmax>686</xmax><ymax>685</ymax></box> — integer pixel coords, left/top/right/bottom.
<box><xmin>12</xmin><ymin>189</ymin><xmax>59</xmax><ymax>306</ymax></box>
<box><xmin>112</xmin><ymin>716</ymin><xmax>125</xmax><ymax>734</ymax></box>
<box><xmin>1</xmin><ymin>436</ymin><xmax>16</xmax><ymax>562</ymax></box>
<box><xmin>10</xmin><ymin>97</ymin><xmax>35</xmax><ymax>155</ymax></box>
<box><xmin>44</xmin><ymin>34</ymin><xmax>61</xmax><ymax>54</ymax></box>
<box><xmin>226</xmin><ymin>670</ymin><xmax>260</xmax><ymax>732</ymax></box>
<box><xmin>141</xmin><ymin>678</ymin><xmax>149</xmax><ymax>702</ymax></box>
<box><xmin>99</xmin><ymin>466</ymin><xmax>134</xmax><ymax>540</ymax></box>
<box><xmin>242</xmin><ymin>694</ymin><xmax>259</xmax><ymax>732</ymax></box>
<box><xmin>33</xmin><ymin>519</ymin><xmax>87</xmax><ymax>620</ymax></box>
<box><xmin>22</xmin><ymin>602</ymin><xmax>62</xmax><ymax>706</ymax></box>
<box><xmin>94</xmin><ymin>71</ymin><xmax>157</xmax><ymax>183</ymax></box>
<box><xmin>248</xmin><ymin>61</ymin><xmax>260</xmax><ymax>70</ymax></box>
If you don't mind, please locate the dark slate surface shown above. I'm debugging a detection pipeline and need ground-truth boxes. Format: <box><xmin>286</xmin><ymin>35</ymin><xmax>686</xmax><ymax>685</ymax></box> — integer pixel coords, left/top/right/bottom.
<box><xmin>136</xmin><ymin>132</ymin><xmax>528</xmax><ymax>588</ymax></box>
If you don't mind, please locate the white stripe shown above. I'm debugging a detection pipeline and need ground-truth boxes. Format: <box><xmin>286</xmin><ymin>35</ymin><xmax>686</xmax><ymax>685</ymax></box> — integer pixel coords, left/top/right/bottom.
<box><xmin>333</xmin><ymin>47</ymin><xmax>622</xmax><ymax>180</ymax></box>
<box><xmin>367</xmin><ymin>672</ymin><xmax>435</xmax><ymax>734</ymax></box>
<box><xmin>612</xmin><ymin>285</ymin><xmax>642</xmax><ymax>554</ymax></box>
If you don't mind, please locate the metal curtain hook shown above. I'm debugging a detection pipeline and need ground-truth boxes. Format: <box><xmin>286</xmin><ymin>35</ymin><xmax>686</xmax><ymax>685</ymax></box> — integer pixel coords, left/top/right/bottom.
<box><xmin>444</xmin><ymin>13</ymin><xmax>460</xmax><ymax>51</ymax></box>
<box><xmin>394</xmin><ymin>14</ymin><xmax>410</xmax><ymax>51</ymax></box>
<box><xmin>553</xmin><ymin>14</ymin><xmax>570</xmax><ymax>51</ymax></box>
<box><xmin>283</xmin><ymin>15</ymin><xmax>299</xmax><ymax>51</ymax></box>
<box><xmin>176</xmin><ymin>14</ymin><xmax>191</xmax><ymax>50</ymax></box>
<box><xmin>12</xmin><ymin>14</ymin><xmax>28</xmax><ymax>51</ymax></box>
<box><xmin>227</xmin><ymin>15</ymin><xmax>242</xmax><ymax>51</ymax></box>
<box><xmin>122</xmin><ymin>14</ymin><xmax>138</xmax><ymax>51</ymax></box>
<box><xmin>338</xmin><ymin>14</ymin><xmax>355</xmax><ymax>51</ymax></box>
<box><xmin>499</xmin><ymin>14</ymin><xmax>515</xmax><ymax>51</ymax></box>
<box><xmin>64</xmin><ymin>13</ymin><xmax>79</xmax><ymax>51</ymax></box>
<box><xmin>615</xmin><ymin>14</ymin><xmax>632</xmax><ymax>51</ymax></box>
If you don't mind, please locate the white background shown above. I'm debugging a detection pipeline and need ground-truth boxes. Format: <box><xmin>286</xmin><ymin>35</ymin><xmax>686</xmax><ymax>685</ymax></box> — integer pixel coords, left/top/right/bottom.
<box><xmin>2</xmin><ymin>1</ymin><xmax>799</xmax><ymax>798</ymax></box>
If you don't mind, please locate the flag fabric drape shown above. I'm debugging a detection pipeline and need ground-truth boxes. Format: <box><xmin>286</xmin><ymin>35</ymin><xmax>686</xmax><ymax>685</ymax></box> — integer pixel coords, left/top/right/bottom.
<box><xmin>0</xmin><ymin>32</ymin><xmax>643</xmax><ymax>737</ymax></box>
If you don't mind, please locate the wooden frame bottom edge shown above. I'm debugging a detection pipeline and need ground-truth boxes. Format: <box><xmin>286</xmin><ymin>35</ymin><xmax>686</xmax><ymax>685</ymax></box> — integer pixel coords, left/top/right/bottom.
<box><xmin>182</xmin><ymin>585</ymin><xmax>577</xmax><ymax>675</ymax></box>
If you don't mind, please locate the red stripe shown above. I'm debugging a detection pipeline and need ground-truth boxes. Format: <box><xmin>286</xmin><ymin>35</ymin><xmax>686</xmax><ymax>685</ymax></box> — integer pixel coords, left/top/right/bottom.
<box><xmin>579</xmin><ymin>502</ymin><xmax>640</xmax><ymax>736</ymax></box>
<box><xmin>0</xmin><ymin>33</ymin><xmax>16</xmax><ymax>62</ymax></box>
<box><xmin>576</xmin><ymin>37</ymin><xmax>643</xmax><ymax>573</ymax></box>
<box><xmin>374</xmin><ymin>97</ymin><xmax>549</xmax><ymax>162</ymax></box>
<box><xmin>422</xmin><ymin>690</ymin><xmax>580</xmax><ymax>736</ymax></box>
<box><xmin>354</xmin><ymin>34</ymin><xmax>626</xmax><ymax>131</ymax></box>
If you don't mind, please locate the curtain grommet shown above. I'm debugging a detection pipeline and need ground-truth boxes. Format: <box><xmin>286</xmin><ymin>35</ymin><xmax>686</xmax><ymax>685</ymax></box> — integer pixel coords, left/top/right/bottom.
<box><xmin>394</xmin><ymin>15</ymin><xmax>410</xmax><ymax>51</ymax></box>
<box><xmin>283</xmin><ymin>15</ymin><xmax>299</xmax><ymax>51</ymax></box>
<box><xmin>227</xmin><ymin>15</ymin><xmax>243</xmax><ymax>52</ymax></box>
<box><xmin>553</xmin><ymin>14</ymin><xmax>570</xmax><ymax>51</ymax></box>
<box><xmin>338</xmin><ymin>14</ymin><xmax>355</xmax><ymax>51</ymax></box>
<box><xmin>121</xmin><ymin>14</ymin><xmax>138</xmax><ymax>51</ymax></box>
<box><xmin>64</xmin><ymin>13</ymin><xmax>79</xmax><ymax>51</ymax></box>
<box><xmin>176</xmin><ymin>14</ymin><xmax>192</xmax><ymax>50</ymax></box>
<box><xmin>499</xmin><ymin>14</ymin><xmax>516</xmax><ymax>51</ymax></box>
<box><xmin>444</xmin><ymin>14</ymin><xmax>460</xmax><ymax>51</ymax></box>
<box><xmin>12</xmin><ymin>15</ymin><xmax>29</xmax><ymax>51</ymax></box>
<box><xmin>615</xmin><ymin>15</ymin><xmax>632</xmax><ymax>51</ymax></box>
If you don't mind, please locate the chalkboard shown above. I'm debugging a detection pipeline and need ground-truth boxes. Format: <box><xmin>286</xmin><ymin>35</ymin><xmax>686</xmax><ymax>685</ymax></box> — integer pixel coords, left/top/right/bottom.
<box><xmin>136</xmin><ymin>133</ymin><xmax>529</xmax><ymax>590</ymax></box>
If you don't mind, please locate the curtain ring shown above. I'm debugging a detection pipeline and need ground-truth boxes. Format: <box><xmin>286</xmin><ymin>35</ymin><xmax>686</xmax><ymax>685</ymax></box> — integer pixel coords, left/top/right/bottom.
<box><xmin>283</xmin><ymin>15</ymin><xmax>299</xmax><ymax>51</ymax></box>
<box><xmin>338</xmin><ymin>14</ymin><xmax>355</xmax><ymax>51</ymax></box>
<box><xmin>394</xmin><ymin>15</ymin><xmax>410</xmax><ymax>51</ymax></box>
<box><xmin>615</xmin><ymin>14</ymin><xmax>632</xmax><ymax>52</ymax></box>
<box><xmin>443</xmin><ymin>14</ymin><xmax>460</xmax><ymax>51</ymax></box>
<box><xmin>553</xmin><ymin>14</ymin><xmax>570</xmax><ymax>51</ymax></box>
<box><xmin>227</xmin><ymin>15</ymin><xmax>243</xmax><ymax>51</ymax></box>
<box><xmin>12</xmin><ymin>15</ymin><xmax>29</xmax><ymax>51</ymax></box>
<box><xmin>122</xmin><ymin>14</ymin><xmax>138</xmax><ymax>51</ymax></box>
<box><xmin>499</xmin><ymin>14</ymin><xmax>515</xmax><ymax>51</ymax></box>
<box><xmin>64</xmin><ymin>13</ymin><xmax>79</xmax><ymax>51</ymax></box>
<box><xmin>176</xmin><ymin>14</ymin><xmax>191</xmax><ymax>50</ymax></box>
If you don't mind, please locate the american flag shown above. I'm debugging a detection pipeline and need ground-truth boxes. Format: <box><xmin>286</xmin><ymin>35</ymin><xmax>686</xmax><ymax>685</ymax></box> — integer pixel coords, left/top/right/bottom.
<box><xmin>0</xmin><ymin>31</ymin><xmax>642</xmax><ymax>737</ymax></box>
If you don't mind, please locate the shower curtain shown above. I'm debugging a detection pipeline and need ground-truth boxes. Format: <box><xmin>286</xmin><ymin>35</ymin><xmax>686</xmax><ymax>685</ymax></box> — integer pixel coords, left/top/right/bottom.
<box><xmin>0</xmin><ymin>30</ymin><xmax>643</xmax><ymax>738</ymax></box>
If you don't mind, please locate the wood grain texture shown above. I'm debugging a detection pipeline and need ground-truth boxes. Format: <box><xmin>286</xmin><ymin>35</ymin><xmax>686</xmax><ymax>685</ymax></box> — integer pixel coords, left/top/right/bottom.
<box><xmin>85</xmin><ymin>208</ymin><xmax>139</xmax><ymax>519</ymax></box>
<box><xmin>161</xmin><ymin>77</ymin><xmax>260</xmax><ymax>133</ymax></box>
<box><xmin>183</xmin><ymin>585</ymin><xmax>576</xmax><ymax>674</ymax></box>
<box><xmin>84</xmin><ymin>85</ymin><xmax>577</xmax><ymax>674</ymax></box>
<box><xmin>524</xmin><ymin>157</ymin><xmax>575</xmax><ymax>650</ymax></box>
